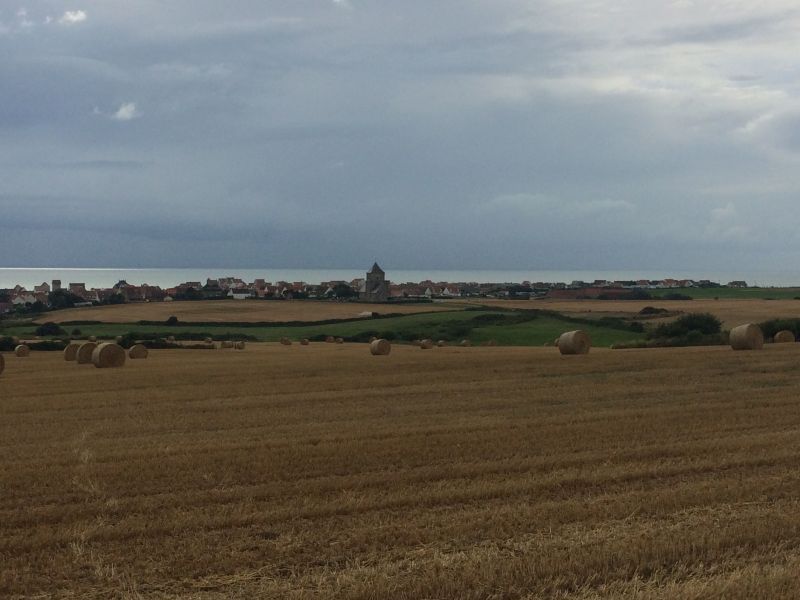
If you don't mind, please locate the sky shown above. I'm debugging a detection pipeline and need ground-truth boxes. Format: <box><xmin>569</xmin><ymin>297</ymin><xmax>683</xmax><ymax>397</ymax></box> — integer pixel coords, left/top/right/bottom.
<box><xmin>2</xmin><ymin>1</ymin><xmax>800</xmax><ymax>271</ymax></box>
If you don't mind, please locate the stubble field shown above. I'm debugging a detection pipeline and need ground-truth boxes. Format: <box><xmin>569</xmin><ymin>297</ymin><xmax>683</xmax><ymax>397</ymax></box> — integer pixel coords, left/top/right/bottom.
<box><xmin>37</xmin><ymin>300</ymin><xmax>455</xmax><ymax>324</ymax></box>
<box><xmin>470</xmin><ymin>298</ymin><xmax>800</xmax><ymax>328</ymax></box>
<box><xmin>4</xmin><ymin>343</ymin><xmax>800</xmax><ymax>598</ymax></box>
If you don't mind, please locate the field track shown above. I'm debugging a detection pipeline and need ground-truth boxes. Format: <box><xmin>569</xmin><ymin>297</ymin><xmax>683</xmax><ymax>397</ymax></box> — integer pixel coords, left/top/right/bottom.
<box><xmin>4</xmin><ymin>344</ymin><xmax>800</xmax><ymax>598</ymax></box>
<box><xmin>38</xmin><ymin>300</ymin><xmax>455</xmax><ymax>324</ymax></box>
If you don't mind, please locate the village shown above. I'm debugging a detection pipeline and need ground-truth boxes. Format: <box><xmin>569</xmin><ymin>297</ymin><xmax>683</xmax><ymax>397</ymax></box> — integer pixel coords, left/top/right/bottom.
<box><xmin>0</xmin><ymin>262</ymin><xmax>746</xmax><ymax>315</ymax></box>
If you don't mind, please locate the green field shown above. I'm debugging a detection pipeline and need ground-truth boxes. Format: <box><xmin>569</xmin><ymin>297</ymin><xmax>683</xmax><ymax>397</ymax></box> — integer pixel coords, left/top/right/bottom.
<box><xmin>1</xmin><ymin>309</ymin><xmax>645</xmax><ymax>347</ymax></box>
<box><xmin>652</xmin><ymin>287</ymin><xmax>800</xmax><ymax>300</ymax></box>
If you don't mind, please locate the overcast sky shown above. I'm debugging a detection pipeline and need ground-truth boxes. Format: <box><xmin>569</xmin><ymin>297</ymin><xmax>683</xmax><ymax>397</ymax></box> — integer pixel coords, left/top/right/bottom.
<box><xmin>2</xmin><ymin>1</ymin><xmax>800</xmax><ymax>271</ymax></box>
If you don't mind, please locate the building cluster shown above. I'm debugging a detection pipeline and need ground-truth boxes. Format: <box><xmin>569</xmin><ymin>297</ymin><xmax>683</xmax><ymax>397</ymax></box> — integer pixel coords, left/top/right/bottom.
<box><xmin>0</xmin><ymin>267</ymin><xmax>740</xmax><ymax>315</ymax></box>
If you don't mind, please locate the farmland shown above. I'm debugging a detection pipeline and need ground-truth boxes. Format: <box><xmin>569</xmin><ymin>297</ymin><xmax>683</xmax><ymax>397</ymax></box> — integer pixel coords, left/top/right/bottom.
<box><xmin>36</xmin><ymin>300</ymin><xmax>455</xmax><ymax>324</ymax></box>
<box><xmin>472</xmin><ymin>298</ymin><xmax>800</xmax><ymax>328</ymax></box>
<box><xmin>4</xmin><ymin>343</ymin><xmax>800</xmax><ymax>598</ymax></box>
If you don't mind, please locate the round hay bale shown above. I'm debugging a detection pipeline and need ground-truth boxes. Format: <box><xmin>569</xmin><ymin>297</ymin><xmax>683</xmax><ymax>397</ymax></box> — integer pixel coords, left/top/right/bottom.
<box><xmin>221</xmin><ymin>341</ymin><xmax>234</xmax><ymax>349</ymax></box>
<box><xmin>370</xmin><ymin>338</ymin><xmax>391</xmax><ymax>356</ymax></box>
<box><xmin>166</xmin><ymin>336</ymin><xmax>176</xmax><ymax>343</ymax></box>
<box><xmin>730</xmin><ymin>323</ymin><xmax>764</xmax><ymax>350</ymax></box>
<box><xmin>76</xmin><ymin>342</ymin><xmax>98</xmax><ymax>364</ymax></box>
<box><xmin>557</xmin><ymin>330</ymin><xmax>591</xmax><ymax>355</ymax></box>
<box><xmin>335</xmin><ymin>337</ymin><xmax>344</xmax><ymax>344</ymax></box>
<box><xmin>235</xmin><ymin>341</ymin><xmax>246</xmax><ymax>350</ymax></box>
<box><xmin>774</xmin><ymin>330</ymin><xmax>795</xmax><ymax>344</ymax></box>
<box><xmin>420</xmin><ymin>339</ymin><xmax>434</xmax><ymax>349</ymax></box>
<box><xmin>437</xmin><ymin>340</ymin><xmax>446</xmax><ymax>347</ymax></box>
<box><xmin>460</xmin><ymin>339</ymin><xmax>472</xmax><ymax>347</ymax></box>
<box><xmin>325</xmin><ymin>336</ymin><xmax>335</xmax><ymax>343</ymax></box>
<box><xmin>64</xmin><ymin>344</ymin><xmax>80</xmax><ymax>361</ymax></box>
<box><xmin>204</xmin><ymin>337</ymin><xmax>213</xmax><ymax>344</ymax></box>
<box><xmin>91</xmin><ymin>343</ymin><xmax>126</xmax><ymax>368</ymax></box>
<box><xmin>280</xmin><ymin>337</ymin><xmax>292</xmax><ymax>346</ymax></box>
<box><xmin>88</xmin><ymin>335</ymin><xmax>97</xmax><ymax>343</ymax></box>
<box><xmin>300</xmin><ymin>338</ymin><xmax>310</xmax><ymax>346</ymax></box>
<box><xmin>129</xmin><ymin>344</ymin><xmax>148</xmax><ymax>359</ymax></box>
<box><xmin>0</xmin><ymin>353</ymin><xmax>4</xmax><ymax>376</ymax></box>
<box><xmin>14</xmin><ymin>344</ymin><xmax>30</xmax><ymax>357</ymax></box>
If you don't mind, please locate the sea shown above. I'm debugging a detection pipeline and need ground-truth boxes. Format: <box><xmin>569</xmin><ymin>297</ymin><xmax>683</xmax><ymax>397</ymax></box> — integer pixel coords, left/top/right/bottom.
<box><xmin>1</xmin><ymin>268</ymin><xmax>799</xmax><ymax>289</ymax></box>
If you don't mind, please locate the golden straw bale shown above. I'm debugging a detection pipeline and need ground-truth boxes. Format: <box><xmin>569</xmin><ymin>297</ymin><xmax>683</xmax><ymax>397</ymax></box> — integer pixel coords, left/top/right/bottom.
<box><xmin>64</xmin><ymin>344</ymin><xmax>80</xmax><ymax>361</ymax></box>
<box><xmin>14</xmin><ymin>344</ymin><xmax>30</xmax><ymax>357</ymax></box>
<box><xmin>460</xmin><ymin>339</ymin><xmax>471</xmax><ymax>347</ymax></box>
<box><xmin>370</xmin><ymin>339</ymin><xmax>391</xmax><ymax>356</ymax></box>
<box><xmin>420</xmin><ymin>339</ymin><xmax>434</xmax><ymax>349</ymax></box>
<box><xmin>300</xmin><ymin>339</ymin><xmax>310</xmax><ymax>346</ymax></box>
<box><xmin>204</xmin><ymin>337</ymin><xmax>213</xmax><ymax>344</ymax></box>
<box><xmin>234</xmin><ymin>341</ymin><xmax>246</xmax><ymax>350</ymax></box>
<box><xmin>335</xmin><ymin>337</ymin><xmax>344</xmax><ymax>344</ymax></box>
<box><xmin>91</xmin><ymin>343</ymin><xmax>126</xmax><ymax>368</ymax></box>
<box><xmin>730</xmin><ymin>323</ymin><xmax>764</xmax><ymax>350</ymax></box>
<box><xmin>76</xmin><ymin>342</ymin><xmax>98</xmax><ymax>364</ymax></box>
<box><xmin>557</xmin><ymin>330</ymin><xmax>591</xmax><ymax>355</ymax></box>
<box><xmin>280</xmin><ymin>337</ymin><xmax>292</xmax><ymax>346</ymax></box>
<box><xmin>774</xmin><ymin>330</ymin><xmax>795</xmax><ymax>344</ymax></box>
<box><xmin>221</xmin><ymin>341</ymin><xmax>234</xmax><ymax>349</ymax></box>
<box><xmin>128</xmin><ymin>344</ymin><xmax>149</xmax><ymax>359</ymax></box>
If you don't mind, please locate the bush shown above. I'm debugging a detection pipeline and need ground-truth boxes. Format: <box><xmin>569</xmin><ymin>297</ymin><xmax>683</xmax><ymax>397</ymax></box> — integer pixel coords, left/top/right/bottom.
<box><xmin>661</xmin><ymin>293</ymin><xmax>693</xmax><ymax>301</ymax></box>
<box><xmin>165</xmin><ymin>316</ymin><xmax>179</xmax><ymax>326</ymax></box>
<box><xmin>34</xmin><ymin>322</ymin><xmax>66</xmax><ymax>337</ymax></box>
<box><xmin>650</xmin><ymin>312</ymin><xmax>721</xmax><ymax>339</ymax></box>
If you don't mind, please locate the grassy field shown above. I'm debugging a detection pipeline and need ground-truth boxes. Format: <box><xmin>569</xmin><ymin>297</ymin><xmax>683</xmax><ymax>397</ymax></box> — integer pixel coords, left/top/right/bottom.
<box><xmin>650</xmin><ymin>286</ymin><xmax>800</xmax><ymax>300</ymax></box>
<box><xmin>5</xmin><ymin>310</ymin><xmax>644</xmax><ymax>347</ymax></box>
<box><xmin>472</xmin><ymin>298</ymin><xmax>800</xmax><ymax>328</ymax></box>
<box><xmin>4</xmin><ymin>343</ymin><xmax>800</xmax><ymax>598</ymax></box>
<box><xmin>35</xmin><ymin>300</ymin><xmax>454</xmax><ymax>324</ymax></box>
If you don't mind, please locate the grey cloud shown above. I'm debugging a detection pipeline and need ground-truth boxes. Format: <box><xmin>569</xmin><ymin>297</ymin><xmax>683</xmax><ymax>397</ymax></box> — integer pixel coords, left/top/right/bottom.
<box><xmin>2</xmin><ymin>1</ymin><xmax>800</xmax><ymax>271</ymax></box>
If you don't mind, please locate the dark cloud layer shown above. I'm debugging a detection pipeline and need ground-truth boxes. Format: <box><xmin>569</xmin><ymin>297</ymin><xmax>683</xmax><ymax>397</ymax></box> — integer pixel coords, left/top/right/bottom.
<box><xmin>2</xmin><ymin>0</ymin><xmax>800</xmax><ymax>270</ymax></box>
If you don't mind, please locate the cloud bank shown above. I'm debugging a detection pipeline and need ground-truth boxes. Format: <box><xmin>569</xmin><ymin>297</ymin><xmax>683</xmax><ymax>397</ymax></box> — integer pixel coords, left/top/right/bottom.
<box><xmin>2</xmin><ymin>0</ymin><xmax>800</xmax><ymax>271</ymax></box>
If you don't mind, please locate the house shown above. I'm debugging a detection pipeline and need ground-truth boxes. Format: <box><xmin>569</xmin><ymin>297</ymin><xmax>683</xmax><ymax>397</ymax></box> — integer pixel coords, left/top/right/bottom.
<box><xmin>34</xmin><ymin>282</ymin><xmax>51</xmax><ymax>294</ymax></box>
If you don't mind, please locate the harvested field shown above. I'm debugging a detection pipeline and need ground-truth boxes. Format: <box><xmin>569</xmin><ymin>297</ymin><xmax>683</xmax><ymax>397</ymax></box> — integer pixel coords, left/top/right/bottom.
<box><xmin>4</xmin><ymin>344</ymin><xmax>800</xmax><ymax>597</ymax></box>
<box><xmin>467</xmin><ymin>298</ymin><xmax>800</xmax><ymax>328</ymax></box>
<box><xmin>38</xmin><ymin>300</ymin><xmax>452</xmax><ymax>324</ymax></box>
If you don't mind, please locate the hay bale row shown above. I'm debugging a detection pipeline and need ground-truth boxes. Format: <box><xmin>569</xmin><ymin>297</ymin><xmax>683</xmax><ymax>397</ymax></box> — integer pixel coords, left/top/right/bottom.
<box><xmin>557</xmin><ymin>330</ymin><xmax>591</xmax><ymax>355</ymax></box>
<box><xmin>730</xmin><ymin>323</ymin><xmax>763</xmax><ymax>350</ymax></box>
<box><xmin>129</xmin><ymin>344</ymin><xmax>148</xmax><ymax>359</ymax></box>
<box><xmin>370</xmin><ymin>338</ymin><xmax>391</xmax><ymax>356</ymax></box>
<box><xmin>92</xmin><ymin>343</ymin><xmax>126</xmax><ymax>368</ymax></box>
<box><xmin>15</xmin><ymin>344</ymin><xmax>30</xmax><ymax>357</ymax></box>
<box><xmin>774</xmin><ymin>330</ymin><xmax>795</xmax><ymax>344</ymax></box>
